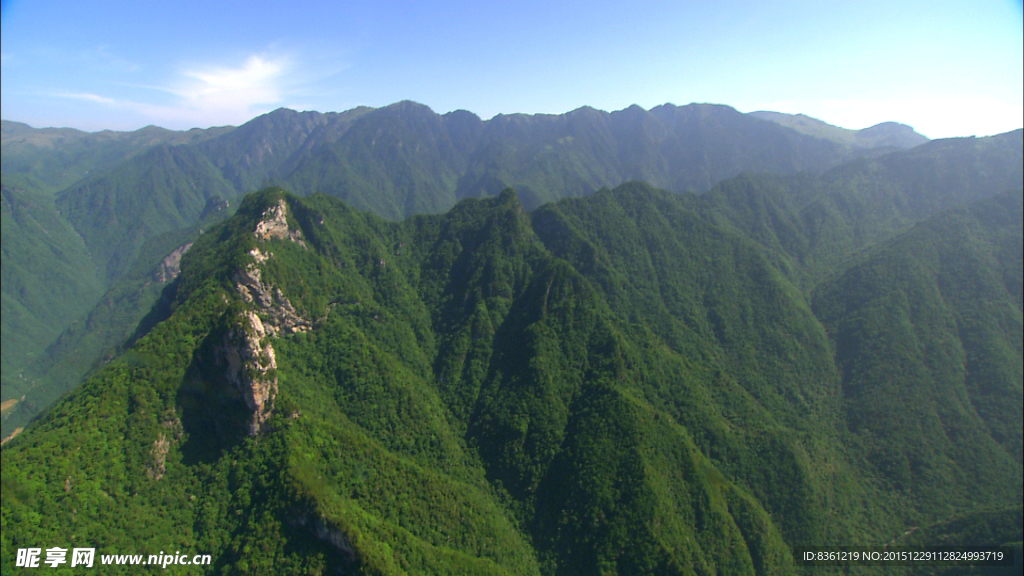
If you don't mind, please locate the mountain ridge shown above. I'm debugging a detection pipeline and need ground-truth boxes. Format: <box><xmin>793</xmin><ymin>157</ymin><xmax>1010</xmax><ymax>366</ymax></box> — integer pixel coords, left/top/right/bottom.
<box><xmin>748</xmin><ymin>111</ymin><xmax>929</xmax><ymax>149</ymax></box>
<box><xmin>1</xmin><ymin>110</ymin><xmax>1018</xmax><ymax>436</ymax></box>
<box><xmin>2</xmin><ymin>183</ymin><xmax>1019</xmax><ymax>574</ymax></box>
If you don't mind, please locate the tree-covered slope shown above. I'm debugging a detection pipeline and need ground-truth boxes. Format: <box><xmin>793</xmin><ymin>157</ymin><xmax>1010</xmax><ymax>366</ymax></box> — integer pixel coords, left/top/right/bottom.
<box><xmin>54</xmin><ymin>144</ymin><xmax>238</xmax><ymax>285</ymax></box>
<box><xmin>445</xmin><ymin>102</ymin><xmax>865</xmax><ymax>208</ymax></box>
<box><xmin>1</xmin><ymin>100</ymin><xmax>919</xmax><ymax>435</ymax></box>
<box><xmin>194</xmin><ymin>106</ymin><xmax>374</xmax><ymax>195</ymax></box>
<box><xmin>3</xmin><ymin>114</ymin><xmax>1018</xmax><ymax>443</ymax></box>
<box><xmin>41</xmin><ymin>100</ymin><xmax>897</xmax><ymax>248</ymax></box>
<box><xmin>3</xmin><ymin>187</ymin><xmax>1019</xmax><ymax>574</ymax></box>
<box><xmin>0</xmin><ymin>121</ymin><xmax>233</xmax><ymax>425</ymax></box>
<box><xmin>279</xmin><ymin>101</ymin><xmax>878</xmax><ymax>217</ymax></box>
<box><xmin>0</xmin><ymin>225</ymin><xmax>206</xmax><ymax>437</ymax></box>
<box><xmin>0</xmin><ymin>120</ymin><xmax>229</xmax><ymax>195</ymax></box>
<box><xmin>0</xmin><ymin>183</ymin><xmax>103</xmax><ymax>403</ymax></box>
<box><xmin>282</xmin><ymin>101</ymin><xmax>470</xmax><ymax>219</ymax></box>
<box><xmin>694</xmin><ymin>129</ymin><xmax>1024</xmax><ymax>287</ymax></box>
<box><xmin>813</xmin><ymin>190</ymin><xmax>1023</xmax><ymax>499</ymax></box>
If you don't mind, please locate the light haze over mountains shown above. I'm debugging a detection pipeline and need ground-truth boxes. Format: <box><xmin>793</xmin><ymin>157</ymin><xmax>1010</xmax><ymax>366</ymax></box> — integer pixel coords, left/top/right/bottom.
<box><xmin>2</xmin><ymin>1</ymin><xmax>1021</xmax><ymax>137</ymax></box>
<box><xmin>1</xmin><ymin>95</ymin><xmax>1021</xmax><ymax>574</ymax></box>
<box><xmin>2</xmin><ymin>100</ymin><xmax>1018</xmax><ymax>436</ymax></box>
<box><xmin>2</xmin><ymin>0</ymin><xmax>1022</xmax><ymax>572</ymax></box>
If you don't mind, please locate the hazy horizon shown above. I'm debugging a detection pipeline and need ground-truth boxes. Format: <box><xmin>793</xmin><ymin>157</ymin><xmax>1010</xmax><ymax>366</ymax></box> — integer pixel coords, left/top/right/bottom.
<box><xmin>2</xmin><ymin>0</ymin><xmax>1022</xmax><ymax>138</ymax></box>
<box><xmin>3</xmin><ymin>100</ymin><xmax>983</xmax><ymax>138</ymax></box>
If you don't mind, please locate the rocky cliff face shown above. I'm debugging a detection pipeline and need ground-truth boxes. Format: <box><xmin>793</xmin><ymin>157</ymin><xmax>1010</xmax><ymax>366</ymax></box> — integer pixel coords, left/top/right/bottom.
<box><xmin>222</xmin><ymin>310</ymin><xmax>278</xmax><ymax>435</ymax></box>
<box><xmin>255</xmin><ymin>198</ymin><xmax>307</xmax><ymax>246</ymax></box>
<box><xmin>224</xmin><ymin>199</ymin><xmax>310</xmax><ymax>434</ymax></box>
<box><xmin>152</xmin><ymin>242</ymin><xmax>194</xmax><ymax>283</ymax></box>
<box><xmin>232</xmin><ymin>247</ymin><xmax>311</xmax><ymax>336</ymax></box>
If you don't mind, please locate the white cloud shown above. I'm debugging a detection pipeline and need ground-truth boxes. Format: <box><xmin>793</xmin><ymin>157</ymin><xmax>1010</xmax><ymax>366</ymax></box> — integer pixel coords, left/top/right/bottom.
<box><xmin>58</xmin><ymin>92</ymin><xmax>118</xmax><ymax>104</ymax></box>
<box><xmin>172</xmin><ymin>55</ymin><xmax>288</xmax><ymax>117</ymax></box>
<box><xmin>52</xmin><ymin>53</ymin><xmax>294</xmax><ymax>128</ymax></box>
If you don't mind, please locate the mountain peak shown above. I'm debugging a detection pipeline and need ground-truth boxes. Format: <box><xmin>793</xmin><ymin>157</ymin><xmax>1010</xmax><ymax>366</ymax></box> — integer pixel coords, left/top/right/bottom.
<box><xmin>750</xmin><ymin>110</ymin><xmax>928</xmax><ymax>149</ymax></box>
<box><xmin>382</xmin><ymin>100</ymin><xmax>437</xmax><ymax>115</ymax></box>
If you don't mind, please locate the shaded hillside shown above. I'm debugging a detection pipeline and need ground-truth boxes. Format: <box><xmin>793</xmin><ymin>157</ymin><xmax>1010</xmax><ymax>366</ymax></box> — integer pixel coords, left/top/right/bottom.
<box><xmin>0</xmin><ymin>184</ymin><xmax>104</xmax><ymax>401</ymax></box>
<box><xmin>1</xmin><ymin>206</ymin><xmax>230</xmax><ymax>436</ymax></box>
<box><xmin>695</xmin><ymin>129</ymin><xmax>1023</xmax><ymax>287</ymax></box>
<box><xmin>3</xmin><ymin>187</ymin><xmax>1019</xmax><ymax>574</ymax></box>
<box><xmin>2</xmin><ymin>226</ymin><xmax>204</xmax><ymax>435</ymax></box>
<box><xmin>0</xmin><ymin>120</ymin><xmax>229</xmax><ymax>195</ymax></box>
<box><xmin>813</xmin><ymin>190</ymin><xmax>1023</xmax><ymax>475</ymax></box>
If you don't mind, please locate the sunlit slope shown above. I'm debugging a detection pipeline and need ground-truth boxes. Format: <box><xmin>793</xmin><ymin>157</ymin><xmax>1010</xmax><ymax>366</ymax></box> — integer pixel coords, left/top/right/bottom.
<box><xmin>813</xmin><ymin>190</ymin><xmax>1023</xmax><ymax>503</ymax></box>
<box><xmin>3</xmin><ymin>112</ymin><xmax>1016</xmax><ymax>438</ymax></box>
<box><xmin>4</xmin><ymin>187</ymin><xmax>1019</xmax><ymax>574</ymax></box>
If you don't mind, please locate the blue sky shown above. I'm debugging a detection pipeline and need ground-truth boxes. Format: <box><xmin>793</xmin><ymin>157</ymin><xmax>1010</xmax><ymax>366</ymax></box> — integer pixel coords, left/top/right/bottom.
<box><xmin>2</xmin><ymin>0</ymin><xmax>1021</xmax><ymax>138</ymax></box>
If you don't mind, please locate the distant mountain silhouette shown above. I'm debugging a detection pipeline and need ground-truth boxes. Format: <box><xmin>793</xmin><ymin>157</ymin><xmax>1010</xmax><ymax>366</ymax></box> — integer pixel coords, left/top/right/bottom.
<box><xmin>749</xmin><ymin>110</ymin><xmax>929</xmax><ymax>149</ymax></box>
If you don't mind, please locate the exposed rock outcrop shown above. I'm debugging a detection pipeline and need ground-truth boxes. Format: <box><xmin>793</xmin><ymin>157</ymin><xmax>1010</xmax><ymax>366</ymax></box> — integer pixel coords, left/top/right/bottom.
<box><xmin>232</xmin><ymin>199</ymin><xmax>312</xmax><ymax>335</ymax></box>
<box><xmin>289</xmin><ymin>508</ymin><xmax>359</xmax><ymax>566</ymax></box>
<box><xmin>147</xmin><ymin>433</ymin><xmax>171</xmax><ymax>480</ymax></box>
<box><xmin>223</xmin><ymin>311</ymin><xmax>278</xmax><ymax>435</ymax></box>
<box><xmin>221</xmin><ymin>199</ymin><xmax>313</xmax><ymax>434</ymax></box>
<box><xmin>152</xmin><ymin>242</ymin><xmax>194</xmax><ymax>283</ymax></box>
<box><xmin>0</xmin><ymin>427</ymin><xmax>24</xmax><ymax>446</ymax></box>
<box><xmin>255</xmin><ymin>199</ymin><xmax>306</xmax><ymax>246</ymax></box>
<box><xmin>146</xmin><ymin>416</ymin><xmax>183</xmax><ymax>479</ymax></box>
<box><xmin>232</xmin><ymin>248</ymin><xmax>312</xmax><ymax>336</ymax></box>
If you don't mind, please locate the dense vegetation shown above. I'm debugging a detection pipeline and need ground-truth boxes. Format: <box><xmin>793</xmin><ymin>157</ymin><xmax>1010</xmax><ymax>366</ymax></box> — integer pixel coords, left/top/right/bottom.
<box><xmin>1</xmin><ymin>183</ymin><xmax>104</xmax><ymax>401</ymax></box>
<box><xmin>1</xmin><ymin>102</ymin><xmax>948</xmax><ymax>434</ymax></box>
<box><xmin>2</xmin><ymin>179</ymin><xmax>1019</xmax><ymax>574</ymax></box>
<box><xmin>2</xmin><ymin>104</ymin><xmax>1020</xmax><ymax>574</ymax></box>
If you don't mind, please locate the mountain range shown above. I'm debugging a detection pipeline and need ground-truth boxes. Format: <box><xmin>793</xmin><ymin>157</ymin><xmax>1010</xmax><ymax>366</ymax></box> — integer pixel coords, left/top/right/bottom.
<box><xmin>1</xmin><ymin>102</ymin><xmax>1021</xmax><ymax>575</ymax></box>
<box><xmin>1</xmin><ymin>102</ymin><xmax>943</xmax><ymax>434</ymax></box>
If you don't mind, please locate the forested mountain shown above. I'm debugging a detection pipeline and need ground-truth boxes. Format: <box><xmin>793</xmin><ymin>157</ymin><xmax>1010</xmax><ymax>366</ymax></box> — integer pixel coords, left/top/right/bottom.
<box><xmin>46</xmin><ymin>100</ymin><xmax>892</xmax><ymax>287</ymax></box>
<box><xmin>1</xmin><ymin>102</ymin><xmax>1020</xmax><ymax>574</ymax></box>
<box><xmin>1</xmin><ymin>183</ymin><xmax>104</xmax><ymax>393</ymax></box>
<box><xmin>696</xmin><ymin>129</ymin><xmax>1024</xmax><ymax>287</ymax></box>
<box><xmin>2</xmin><ymin>183</ymin><xmax>1019</xmax><ymax>575</ymax></box>
<box><xmin>0</xmin><ymin>119</ymin><xmax>230</xmax><ymax>195</ymax></box>
<box><xmin>1</xmin><ymin>102</ymin><xmax>943</xmax><ymax>434</ymax></box>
